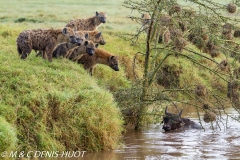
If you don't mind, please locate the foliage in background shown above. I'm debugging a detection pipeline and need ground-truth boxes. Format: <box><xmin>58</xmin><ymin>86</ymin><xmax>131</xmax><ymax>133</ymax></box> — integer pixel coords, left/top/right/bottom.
<box><xmin>119</xmin><ymin>0</ymin><xmax>240</xmax><ymax>129</ymax></box>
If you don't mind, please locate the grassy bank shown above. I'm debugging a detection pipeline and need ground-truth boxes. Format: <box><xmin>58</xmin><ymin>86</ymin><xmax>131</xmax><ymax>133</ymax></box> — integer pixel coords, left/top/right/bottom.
<box><xmin>0</xmin><ymin>0</ymin><xmax>136</xmax><ymax>152</ymax></box>
<box><xmin>0</xmin><ymin>23</ymin><xmax>126</xmax><ymax>152</ymax></box>
<box><xmin>0</xmin><ymin>0</ymin><xmax>238</xmax><ymax>153</ymax></box>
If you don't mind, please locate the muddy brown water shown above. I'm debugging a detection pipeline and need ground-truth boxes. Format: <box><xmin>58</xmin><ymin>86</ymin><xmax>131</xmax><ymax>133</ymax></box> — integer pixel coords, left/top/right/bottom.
<box><xmin>80</xmin><ymin>107</ymin><xmax>240</xmax><ymax>160</ymax></box>
<box><xmin>55</xmin><ymin>107</ymin><xmax>240</xmax><ymax>160</ymax></box>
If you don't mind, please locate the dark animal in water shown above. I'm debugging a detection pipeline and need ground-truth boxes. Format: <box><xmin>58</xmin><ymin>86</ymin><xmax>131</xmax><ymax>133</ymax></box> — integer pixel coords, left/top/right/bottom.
<box><xmin>162</xmin><ymin>106</ymin><xmax>202</xmax><ymax>131</ymax></box>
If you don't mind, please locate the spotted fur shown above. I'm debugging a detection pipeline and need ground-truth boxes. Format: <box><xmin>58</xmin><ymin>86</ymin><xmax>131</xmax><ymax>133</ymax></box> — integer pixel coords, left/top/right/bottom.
<box><xmin>77</xmin><ymin>48</ymin><xmax>119</xmax><ymax>76</ymax></box>
<box><xmin>81</xmin><ymin>30</ymin><xmax>106</xmax><ymax>45</ymax></box>
<box><xmin>66</xmin><ymin>41</ymin><xmax>99</xmax><ymax>60</ymax></box>
<box><xmin>66</xmin><ymin>11</ymin><xmax>107</xmax><ymax>31</ymax></box>
<box><xmin>141</xmin><ymin>13</ymin><xmax>151</xmax><ymax>33</ymax></box>
<box><xmin>17</xmin><ymin>27</ymin><xmax>77</xmax><ymax>62</ymax></box>
<box><xmin>52</xmin><ymin>31</ymin><xmax>89</xmax><ymax>58</ymax></box>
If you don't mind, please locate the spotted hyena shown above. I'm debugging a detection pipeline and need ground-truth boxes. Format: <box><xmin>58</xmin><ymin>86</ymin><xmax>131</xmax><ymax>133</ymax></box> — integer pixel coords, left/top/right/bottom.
<box><xmin>52</xmin><ymin>31</ymin><xmax>89</xmax><ymax>58</ymax></box>
<box><xmin>37</xmin><ymin>29</ymin><xmax>106</xmax><ymax>57</ymax></box>
<box><xmin>82</xmin><ymin>30</ymin><xmax>106</xmax><ymax>45</ymax></box>
<box><xmin>66</xmin><ymin>11</ymin><xmax>107</xmax><ymax>31</ymax></box>
<box><xmin>17</xmin><ymin>27</ymin><xmax>77</xmax><ymax>62</ymax></box>
<box><xmin>141</xmin><ymin>13</ymin><xmax>151</xmax><ymax>33</ymax></box>
<box><xmin>64</xmin><ymin>40</ymin><xmax>99</xmax><ymax>60</ymax></box>
<box><xmin>77</xmin><ymin>48</ymin><xmax>119</xmax><ymax>76</ymax></box>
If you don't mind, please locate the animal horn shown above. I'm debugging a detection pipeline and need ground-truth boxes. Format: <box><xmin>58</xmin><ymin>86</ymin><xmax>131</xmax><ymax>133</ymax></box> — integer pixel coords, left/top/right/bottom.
<box><xmin>165</xmin><ymin>106</ymin><xmax>169</xmax><ymax>115</ymax></box>
<box><xmin>178</xmin><ymin>109</ymin><xmax>183</xmax><ymax>117</ymax></box>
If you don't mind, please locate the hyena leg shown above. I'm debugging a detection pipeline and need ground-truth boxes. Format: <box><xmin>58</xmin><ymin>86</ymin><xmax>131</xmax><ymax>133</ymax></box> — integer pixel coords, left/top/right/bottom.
<box><xmin>89</xmin><ymin>67</ymin><xmax>93</xmax><ymax>76</ymax></box>
<box><xmin>45</xmin><ymin>47</ymin><xmax>53</xmax><ymax>62</ymax></box>
<box><xmin>42</xmin><ymin>50</ymin><xmax>48</xmax><ymax>60</ymax></box>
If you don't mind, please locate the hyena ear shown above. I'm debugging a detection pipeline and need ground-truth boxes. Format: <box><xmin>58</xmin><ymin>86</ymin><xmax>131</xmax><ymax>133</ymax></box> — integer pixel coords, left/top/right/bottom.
<box><xmin>178</xmin><ymin>109</ymin><xmax>183</xmax><ymax>118</ymax></box>
<box><xmin>62</xmin><ymin>28</ymin><xmax>68</xmax><ymax>34</ymax></box>
<box><xmin>96</xmin><ymin>11</ymin><xmax>99</xmax><ymax>16</ymax></box>
<box><xmin>110</xmin><ymin>56</ymin><xmax>114</xmax><ymax>60</ymax></box>
<box><xmin>95</xmin><ymin>43</ymin><xmax>99</xmax><ymax>48</ymax></box>
<box><xmin>141</xmin><ymin>14</ymin><xmax>144</xmax><ymax>18</ymax></box>
<box><xmin>84</xmin><ymin>41</ymin><xmax>89</xmax><ymax>46</ymax></box>
<box><xmin>95</xmin><ymin>31</ymin><xmax>102</xmax><ymax>38</ymax></box>
<box><xmin>85</xmin><ymin>33</ymin><xmax>89</xmax><ymax>40</ymax></box>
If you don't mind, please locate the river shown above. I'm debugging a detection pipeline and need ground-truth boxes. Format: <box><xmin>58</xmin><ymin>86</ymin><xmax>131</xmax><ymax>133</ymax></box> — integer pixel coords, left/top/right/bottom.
<box><xmin>76</xmin><ymin>107</ymin><xmax>240</xmax><ymax>160</ymax></box>
<box><xmin>40</xmin><ymin>107</ymin><xmax>240</xmax><ymax>160</ymax></box>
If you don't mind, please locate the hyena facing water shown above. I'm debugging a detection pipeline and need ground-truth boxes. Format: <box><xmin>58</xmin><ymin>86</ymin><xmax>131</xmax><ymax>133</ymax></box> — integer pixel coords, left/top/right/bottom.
<box><xmin>76</xmin><ymin>48</ymin><xmax>119</xmax><ymax>76</ymax></box>
<box><xmin>52</xmin><ymin>31</ymin><xmax>89</xmax><ymax>58</ymax></box>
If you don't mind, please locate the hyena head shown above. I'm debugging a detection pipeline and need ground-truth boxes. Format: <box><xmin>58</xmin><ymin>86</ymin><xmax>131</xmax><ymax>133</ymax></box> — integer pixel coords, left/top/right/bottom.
<box><xmin>96</xmin><ymin>11</ymin><xmax>107</xmax><ymax>23</ymax></box>
<box><xmin>141</xmin><ymin>13</ymin><xmax>151</xmax><ymax>26</ymax></box>
<box><xmin>62</xmin><ymin>27</ymin><xmax>77</xmax><ymax>44</ymax></box>
<box><xmin>76</xmin><ymin>31</ymin><xmax>89</xmax><ymax>46</ymax></box>
<box><xmin>94</xmin><ymin>31</ymin><xmax>106</xmax><ymax>45</ymax></box>
<box><xmin>84</xmin><ymin>41</ymin><xmax>99</xmax><ymax>56</ymax></box>
<box><xmin>108</xmin><ymin>56</ymin><xmax>119</xmax><ymax>71</ymax></box>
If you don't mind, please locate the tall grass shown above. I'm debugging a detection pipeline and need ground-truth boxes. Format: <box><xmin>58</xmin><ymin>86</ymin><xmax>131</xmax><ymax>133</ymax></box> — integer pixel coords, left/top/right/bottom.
<box><xmin>0</xmin><ymin>17</ymin><xmax>126</xmax><ymax>151</ymax></box>
<box><xmin>0</xmin><ymin>0</ymin><xmax>238</xmax><ymax>152</ymax></box>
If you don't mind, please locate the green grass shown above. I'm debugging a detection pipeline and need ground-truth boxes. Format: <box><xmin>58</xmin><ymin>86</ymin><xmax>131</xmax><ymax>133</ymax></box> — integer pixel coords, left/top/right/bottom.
<box><xmin>0</xmin><ymin>0</ymin><xmax>238</xmax><ymax>152</ymax></box>
<box><xmin>0</xmin><ymin>0</ymin><xmax>138</xmax><ymax>151</ymax></box>
<box><xmin>0</xmin><ymin>116</ymin><xmax>17</xmax><ymax>153</ymax></box>
<box><xmin>0</xmin><ymin>32</ymin><xmax>124</xmax><ymax>151</ymax></box>
<box><xmin>0</xmin><ymin>0</ymin><xmax>139</xmax><ymax>32</ymax></box>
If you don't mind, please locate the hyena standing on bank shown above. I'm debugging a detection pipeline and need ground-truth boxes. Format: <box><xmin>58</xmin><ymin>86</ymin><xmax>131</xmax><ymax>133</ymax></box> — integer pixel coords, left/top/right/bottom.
<box><xmin>83</xmin><ymin>30</ymin><xmax>106</xmax><ymax>45</ymax></box>
<box><xmin>141</xmin><ymin>13</ymin><xmax>151</xmax><ymax>33</ymax></box>
<box><xmin>17</xmin><ymin>27</ymin><xmax>77</xmax><ymax>62</ymax></box>
<box><xmin>37</xmin><ymin>29</ymin><xmax>105</xmax><ymax>57</ymax></box>
<box><xmin>65</xmin><ymin>11</ymin><xmax>107</xmax><ymax>31</ymax></box>
<box><xmin>52</xmin><ymin>31</ymin><xmax>89</xmax><ymax>58</ymax></box>
<box><xmin>65</xmin><ymin>41</ymin><xmax>99</xmax><ymax>60</ymax></box>
<box><xmin>76</xmin><ymin>48</ymin><xmax>119</xmax><ymax>76</ymax></box>
<box><xmin>36</xmin><ymin>12</ymin><xmax>106</xmax><ymax>57</ymax></box>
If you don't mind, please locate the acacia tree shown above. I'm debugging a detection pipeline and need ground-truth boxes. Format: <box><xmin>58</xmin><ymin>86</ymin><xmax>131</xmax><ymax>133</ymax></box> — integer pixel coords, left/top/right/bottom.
<box><xmin>117</xmin><ymin>0</ymin><xmax>240</xmax><ymax>129</ymax></box>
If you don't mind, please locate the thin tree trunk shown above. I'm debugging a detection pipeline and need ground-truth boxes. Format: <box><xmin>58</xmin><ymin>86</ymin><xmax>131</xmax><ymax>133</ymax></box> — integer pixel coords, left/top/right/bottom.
<box><xmin>135</xmin><ymin>0</ymin><xmax>162</xmax><ymax>130</ymax></box>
